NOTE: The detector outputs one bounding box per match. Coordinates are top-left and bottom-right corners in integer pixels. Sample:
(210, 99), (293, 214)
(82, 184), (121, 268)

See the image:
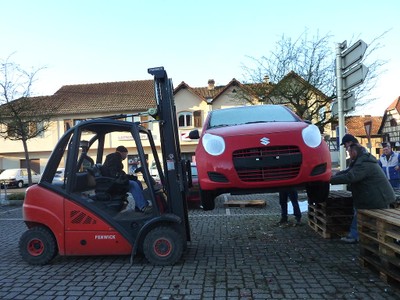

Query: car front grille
(232, 146), (302, 182)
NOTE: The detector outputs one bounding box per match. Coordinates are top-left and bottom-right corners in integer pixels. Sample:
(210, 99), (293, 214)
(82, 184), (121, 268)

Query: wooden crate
(358, 208), (400, 290)
(308, 190), (353, 239)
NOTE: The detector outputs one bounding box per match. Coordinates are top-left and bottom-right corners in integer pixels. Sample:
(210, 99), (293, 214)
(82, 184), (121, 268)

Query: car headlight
(202, 133), (225, 156)
(302, 124), (322, 148)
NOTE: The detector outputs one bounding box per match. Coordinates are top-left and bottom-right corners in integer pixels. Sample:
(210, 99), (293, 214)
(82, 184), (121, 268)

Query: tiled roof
(266, 71), (328, 99)
(345, 115), (382, 136)
(51, 80), (156, 115)
(386, 96), (400, 111)
(174, 81), (227, 101)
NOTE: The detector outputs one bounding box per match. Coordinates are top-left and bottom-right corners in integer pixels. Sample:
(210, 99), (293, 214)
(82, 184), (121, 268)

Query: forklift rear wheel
(306, 182), (330, 205)
(143, 226), (183, 266)
(19, 227), (58, 265)
(200, 189), (215, 211)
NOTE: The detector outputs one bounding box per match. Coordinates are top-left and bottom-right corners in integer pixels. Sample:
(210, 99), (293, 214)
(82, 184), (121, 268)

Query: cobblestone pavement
(0, 193), (399, 300)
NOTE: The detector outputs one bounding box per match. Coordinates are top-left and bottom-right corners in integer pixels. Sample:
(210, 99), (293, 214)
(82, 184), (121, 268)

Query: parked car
(52, 168), (65, 185)
(187, 162), (200, 204)
(190, 105), (332, 210)
(0, 168), (41, 188)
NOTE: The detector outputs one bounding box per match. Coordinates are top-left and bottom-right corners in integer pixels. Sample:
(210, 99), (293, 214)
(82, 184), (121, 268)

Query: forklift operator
(102, 146), (152, 214)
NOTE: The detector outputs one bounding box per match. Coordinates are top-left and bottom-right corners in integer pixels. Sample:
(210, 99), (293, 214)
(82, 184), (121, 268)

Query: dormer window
(178, 110), (202, 128)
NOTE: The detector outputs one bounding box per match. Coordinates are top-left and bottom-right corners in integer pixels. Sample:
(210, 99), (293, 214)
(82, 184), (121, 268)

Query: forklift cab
(20, 67), (191, 266)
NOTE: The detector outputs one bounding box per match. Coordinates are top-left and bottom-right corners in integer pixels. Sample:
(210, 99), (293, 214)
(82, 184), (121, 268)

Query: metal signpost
(335, 39), (368, 170)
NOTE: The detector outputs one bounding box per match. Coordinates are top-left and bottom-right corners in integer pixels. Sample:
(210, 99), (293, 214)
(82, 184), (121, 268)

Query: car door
(20, 169), (29, 185)
(31, 170), (41, 184)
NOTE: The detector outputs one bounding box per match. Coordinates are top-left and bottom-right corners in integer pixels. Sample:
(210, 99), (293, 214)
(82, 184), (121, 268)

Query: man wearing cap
(102, 146), (152, 214)
(331, 143), (395, 243)
(378, 142), (400, 189)
(332, 134), (366, 243)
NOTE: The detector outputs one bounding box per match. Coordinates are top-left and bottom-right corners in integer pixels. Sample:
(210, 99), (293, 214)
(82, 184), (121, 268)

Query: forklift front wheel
(143, 226), (183, 266)
(19, 227), (58, 265)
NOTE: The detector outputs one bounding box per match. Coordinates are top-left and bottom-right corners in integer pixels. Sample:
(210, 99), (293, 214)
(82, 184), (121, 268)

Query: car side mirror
(188, 129), (200, 140)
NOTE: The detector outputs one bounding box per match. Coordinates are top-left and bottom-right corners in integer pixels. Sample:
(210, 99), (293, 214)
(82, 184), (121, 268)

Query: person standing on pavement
(330, 143), (395, 243)
(378, 142), (400, 189)
(277, 190), (302, 226)
(102, 146), (152, 214)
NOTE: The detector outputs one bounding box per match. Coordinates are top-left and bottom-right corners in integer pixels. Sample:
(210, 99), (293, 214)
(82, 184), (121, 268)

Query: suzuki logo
(260, 137), (270, 145)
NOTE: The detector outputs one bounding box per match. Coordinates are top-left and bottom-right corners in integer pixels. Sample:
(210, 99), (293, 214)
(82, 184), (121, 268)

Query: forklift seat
(87, 164), (128, 212)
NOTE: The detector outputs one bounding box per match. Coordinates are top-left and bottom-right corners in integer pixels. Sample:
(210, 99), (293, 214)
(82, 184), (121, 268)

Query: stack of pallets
(358, 208), (400, 289)
(308, 190), (353, 239)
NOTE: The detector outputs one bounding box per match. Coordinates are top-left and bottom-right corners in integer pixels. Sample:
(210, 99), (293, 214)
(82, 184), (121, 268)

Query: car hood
(205, 121), (308, 137)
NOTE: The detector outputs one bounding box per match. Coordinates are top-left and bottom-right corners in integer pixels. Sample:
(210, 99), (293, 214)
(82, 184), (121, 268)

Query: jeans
(349, 209), (359, 240)
(128, 180), (147, 210)
(279, 190), (301, 221)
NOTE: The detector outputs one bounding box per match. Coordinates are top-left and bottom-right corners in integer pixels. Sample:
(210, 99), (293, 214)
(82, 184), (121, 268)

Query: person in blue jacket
(378, 142), (400, 189)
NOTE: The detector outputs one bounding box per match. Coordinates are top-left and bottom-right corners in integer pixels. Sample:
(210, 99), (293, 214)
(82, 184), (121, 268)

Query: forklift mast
(148, 67), (191, 242)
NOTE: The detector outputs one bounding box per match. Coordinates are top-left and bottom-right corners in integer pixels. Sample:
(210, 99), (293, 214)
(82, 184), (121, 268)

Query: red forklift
(19, 67), (192, 265)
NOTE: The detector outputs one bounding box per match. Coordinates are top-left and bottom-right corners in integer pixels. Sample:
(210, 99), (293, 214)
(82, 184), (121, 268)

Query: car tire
(19, 227), (58, 265)
(306, 182), (330, 205)
(200, 188), (215, 211)
(143, 226), (183, 266)
(17, 181), (24, 188)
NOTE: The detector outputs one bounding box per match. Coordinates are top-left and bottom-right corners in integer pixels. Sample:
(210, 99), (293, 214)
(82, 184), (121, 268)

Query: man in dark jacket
(331, 143), (395, 243)
(102, 146), (151, 213)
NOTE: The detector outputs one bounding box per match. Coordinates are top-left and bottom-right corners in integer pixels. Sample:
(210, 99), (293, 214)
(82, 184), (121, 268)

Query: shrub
(7, 192), (25, 200)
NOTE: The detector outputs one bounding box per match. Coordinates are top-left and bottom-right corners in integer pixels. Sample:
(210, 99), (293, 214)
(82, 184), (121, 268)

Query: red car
(190, 105), (331, 210)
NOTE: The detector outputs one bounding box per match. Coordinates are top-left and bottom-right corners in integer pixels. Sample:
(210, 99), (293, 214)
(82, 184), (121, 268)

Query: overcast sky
(1, 0), (399, 115)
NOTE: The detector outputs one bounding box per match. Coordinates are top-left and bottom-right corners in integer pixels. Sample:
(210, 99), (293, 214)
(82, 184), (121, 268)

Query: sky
(1, 0), (399, 116)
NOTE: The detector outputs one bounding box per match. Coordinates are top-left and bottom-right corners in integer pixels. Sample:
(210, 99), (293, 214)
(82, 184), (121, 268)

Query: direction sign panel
(342, 64), (368, 92)
(341, 40), (368, 70)
(343, 92), (356, 112)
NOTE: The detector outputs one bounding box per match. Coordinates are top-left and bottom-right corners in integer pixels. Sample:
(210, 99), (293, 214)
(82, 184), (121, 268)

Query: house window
(7, 121), (45, 138)
(178, 112), (193, 127)
(125, 115), (149, 129)
(390, 119), (397, 127)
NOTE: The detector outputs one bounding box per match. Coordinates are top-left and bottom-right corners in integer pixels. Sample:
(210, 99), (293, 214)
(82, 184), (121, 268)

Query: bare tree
(0, 54), (56, 185)
(240, 30), (388, 132)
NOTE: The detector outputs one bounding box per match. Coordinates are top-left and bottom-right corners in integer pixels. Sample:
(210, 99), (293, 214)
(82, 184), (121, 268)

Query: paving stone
(0, 193), (398, 299)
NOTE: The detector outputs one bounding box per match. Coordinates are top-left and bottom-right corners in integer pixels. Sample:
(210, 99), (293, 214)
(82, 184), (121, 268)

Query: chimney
(208, 79), (215, 90)
(263, 75), (270, 84)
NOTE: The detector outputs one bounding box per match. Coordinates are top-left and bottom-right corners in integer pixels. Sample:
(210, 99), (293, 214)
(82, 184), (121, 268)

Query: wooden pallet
(224, 200), (266, 208)
(307, 191), (354, 239)
(358, 208), (400, 290)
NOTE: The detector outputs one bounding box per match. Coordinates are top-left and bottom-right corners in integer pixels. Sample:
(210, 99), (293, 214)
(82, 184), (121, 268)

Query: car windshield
(208, 105), (299, 128)
(0, 169), (18, 177)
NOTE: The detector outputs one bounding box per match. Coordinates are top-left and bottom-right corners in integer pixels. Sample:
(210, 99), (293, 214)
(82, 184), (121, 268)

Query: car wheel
(143, 226), (183, 266)
(306, 182), (330, 205)
(17, 181), (24, 188)
(200, 188), (215, 211)
(19, 227), (58, 265)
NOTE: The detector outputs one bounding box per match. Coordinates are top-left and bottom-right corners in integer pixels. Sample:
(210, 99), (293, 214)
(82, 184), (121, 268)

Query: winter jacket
(378, 151), (400, 181)
(330, 152), (395, 209)
(101, 152), (125, 178)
